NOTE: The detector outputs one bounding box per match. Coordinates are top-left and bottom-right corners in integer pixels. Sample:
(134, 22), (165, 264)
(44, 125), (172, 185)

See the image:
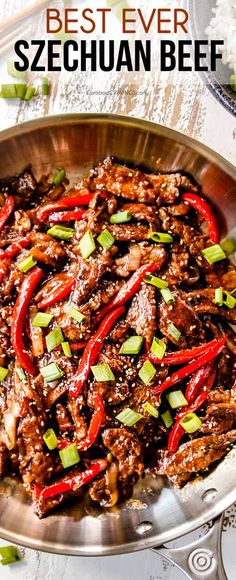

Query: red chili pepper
(37, 277), (75, 309)
(146, 338), (219, 366)
(94, 264), (159, 325)
(185, 361), (213, 403)
(1, 237), (30, 259)
(78, 393), (104, 451)
(11, 267), (44, 376)
(38, 192), (108, 222)
(0, 196), (14, 232)
(38, 459), (108, 500)
(182, 193), (219, 244)
(69, 306), (125, 398)
(151, 335), (226, 395)
(47, 209), (87, 223)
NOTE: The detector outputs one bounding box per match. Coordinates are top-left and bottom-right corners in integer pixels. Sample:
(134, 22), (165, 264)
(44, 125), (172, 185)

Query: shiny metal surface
(0, 114), (235, 556)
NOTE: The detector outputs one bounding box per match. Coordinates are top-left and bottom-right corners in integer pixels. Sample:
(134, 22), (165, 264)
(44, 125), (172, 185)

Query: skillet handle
(152, 513), (227, 580)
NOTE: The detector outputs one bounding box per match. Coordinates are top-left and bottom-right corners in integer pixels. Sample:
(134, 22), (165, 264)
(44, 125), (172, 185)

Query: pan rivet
(188, 548), (216, 575)
(135, 521), (153, 535)
(202, 489), (217, 503)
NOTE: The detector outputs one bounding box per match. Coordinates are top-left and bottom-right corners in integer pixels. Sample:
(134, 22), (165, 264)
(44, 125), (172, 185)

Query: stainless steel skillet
(0, 114), (235, 579)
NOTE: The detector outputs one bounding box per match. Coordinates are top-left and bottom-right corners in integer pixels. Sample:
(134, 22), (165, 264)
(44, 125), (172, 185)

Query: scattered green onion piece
(214, 287), (223, 306)
(0, 367), (8, 382)
(40, 363), (64, 383)
(166, 390), (188, 409)
(62, 341), (72, 358)
(223, 291), (236, 310)
(91, 364), (115, 382)
(138, 360), (156, 385)
(68, 306), (86, 323)
(0, 84), (17, 98)
(15, 83), (27, 99)
(43, 428), (58, 450)
(116, 408), (143, 427)
(97, 228), (115, 250)
(149, 232), (173, 243)
(145, 274), (168, 289)
(230, 74), (236, 92)
(79, 230), (96, 259)
(0, 546), (21, 566)
(231, 288), (236, 297)
(42, 77), (50, 96)
(119, 335), (143, 355)
(221, 237), (236, 255)
(59, 443), (80, 469)
(16, 366), (27, 384)
(110, 211), (132, 224)
(150, 337), (166, 359)
(161, 410), (173, 428)
(180, 412), (202, 434)
(202, 244), (226, 265)
(7, 59), (26, 80)
(23, 86), (36, 101)
(160, 288), (175, 304)
(52, 168), (65, 186)
(18, 255), (37, 273)
(32, 312), (54, 327)
(47, 225), (75, 240)
(46, 327), (64, 353)
(143, 401), (159, 418)
(167, 323), (181, 342)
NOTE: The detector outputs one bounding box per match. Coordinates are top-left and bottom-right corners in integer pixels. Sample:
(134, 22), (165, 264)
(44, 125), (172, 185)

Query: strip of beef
(17, 414), (55, 489)
(0, 442), (8, 477)
(158, 293), (205, 348)
(120, 203), (159, 225)
(102, 428), (144, 485)
(55, 403), (74, 435)
(179, 289), (236, 323)
(200, 415), (233, 435)
(108, 224), (150, 242)
(3, 168), (37, 208)
(126, 283), (157, 344)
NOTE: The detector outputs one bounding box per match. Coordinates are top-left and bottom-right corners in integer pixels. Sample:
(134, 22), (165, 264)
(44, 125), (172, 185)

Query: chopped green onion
(143, 401), (159, 418)
(0, 367), (8, 382)
(110, 211), (132, 224)
(79, 230), (96, 259)
(230, 74), (236, 92)
(149, 232), (173, 243)
(223, 291), (236, 310)
(214, 287), (223, 306)
(167, 323), (181, 342)
(145, 274), (168, 289)
(32, 312), (54, 327)
(62, 342), (72, 358)
(47, 225), (75, 240)
(18, 255), (37, 273)
(0, 84), (17, 98)
(91, 364), (115, 382)
(15, 83), (27, 99)
(16, 367), (27, 384)
(7, 59), (26, 80)
(180, 412), (202, 434)
(43, 428), (58, 450)
(161, 410), (173, 428)
(231, 288), (236, 297)
(40, 363), (64, 383)
(97, 228), (115, 250)
(0, 546), (21, 566)
(221, 237), (236, 255)
(150, 337), (166, 359)
(160, 288), (175, 304)
(138, 360), (156, 385)
(52, 168), (65, 186)
(166, 390), (188, 409)
(42, 77), (50, 96)
(119, 335), (143, 355)
(68, 306), (86, 323)
(202, 244), (226, 265)
(46, 327), (64, 353)
(23, 86), (36, 101)
(116, 408), (143, 427)
(59, 443), (80, 469)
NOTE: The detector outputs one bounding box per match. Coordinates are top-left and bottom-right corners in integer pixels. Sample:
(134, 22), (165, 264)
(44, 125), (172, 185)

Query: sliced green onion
(161, 410), (173, 428)
(43, 428), (58, 450)
(23, 86), (36, 101)
(230, 74), (236, 92)
(110, 211), (132, 224)
(40, 363), (64, 383)
(150, 337), (166, 359)
(0, 84), (17, 98)
(0, 367), (8, 382)
(91, 364), (115, 382)
(7, 59), (26, 80)
(0, 546), (21, 566)
(167, 323), (181, 342)
(32, 312), (54, 327)
(97, 228), (115, 250)
(202, 244), (226, 265)
(59, 443), (80, 469)
(149, 232), (173, 243)
(116, 407), (143, 427)
(68, 306), (86, 323)
(15, 83), (27, 99)
(16, 366), (27, 384)
(145, 274), (168, 289)
(46, 327), (64, 353)
(214, 287), (223, 306)
(138, 360), (156, 385)
(52, 168), (65, 186)
(221, 237), (236, 255)
(18, 255), (37, 273)
(180, 412), (202, 434)
(166, 390), (188, 409)
(47, 225), (75, 240)
(42, 77), (50, 96)
(223, 291), (236, 310)
(143, 401), (159, 418)
(231, 288), (236, 296)
(62, 341), (72, 358)
(79, 230), (96, 259)
(119, 335), (143, 355)
(160, 288), (175, 304)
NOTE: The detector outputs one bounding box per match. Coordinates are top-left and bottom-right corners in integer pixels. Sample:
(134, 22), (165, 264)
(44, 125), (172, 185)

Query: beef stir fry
(0, 157), (235, 518)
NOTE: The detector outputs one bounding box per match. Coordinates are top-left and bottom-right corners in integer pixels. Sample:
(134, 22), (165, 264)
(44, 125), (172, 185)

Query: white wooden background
(0, 1), (236, 579)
